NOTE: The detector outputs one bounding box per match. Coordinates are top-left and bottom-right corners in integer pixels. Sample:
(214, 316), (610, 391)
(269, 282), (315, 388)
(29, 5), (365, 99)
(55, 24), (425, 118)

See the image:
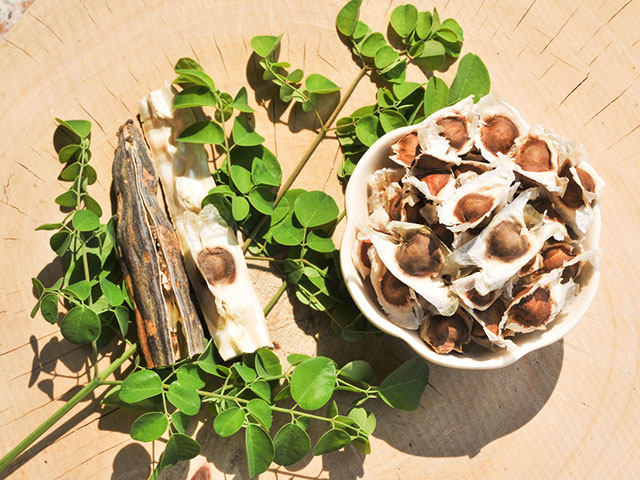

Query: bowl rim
(340, 125), (601, 370)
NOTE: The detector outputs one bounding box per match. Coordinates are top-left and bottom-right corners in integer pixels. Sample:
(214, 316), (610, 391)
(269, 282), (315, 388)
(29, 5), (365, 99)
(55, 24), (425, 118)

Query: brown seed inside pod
(542, 243), (575, 272)
(414, 153), (450, 170)
(454, 193), (494, 223)
(388, 192), (403, 221)
(466, 288), (497, 309)
(393, 131), (420, 167)
(380, 271), (411, 306)
(561, 263), (580, 283)
(453, 162), (491, 177)
(430, 222), (454, 248)
(404, 200), (425, 224)
(509, 287), (551, 328)
(421, 172), (451, 196)
(515, 137), (552, 172)
(396, 231), (444, 278)
(424, 313), (470, 353)
(530, 196), (561, 222)
(479, 300), (507, 336)
(487, 220), (529, 261)
(436, 115), (468, 150)
(576, 167), (596, 193)
(481, 115), (519, 155)
(359, 240), (372, 269)
(197, 247), (236, 285)
(558, 162), (584, 208)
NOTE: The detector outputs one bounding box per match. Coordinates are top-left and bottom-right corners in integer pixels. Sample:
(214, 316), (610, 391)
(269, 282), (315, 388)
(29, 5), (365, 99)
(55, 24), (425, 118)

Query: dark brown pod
(113, 120), (206, 368)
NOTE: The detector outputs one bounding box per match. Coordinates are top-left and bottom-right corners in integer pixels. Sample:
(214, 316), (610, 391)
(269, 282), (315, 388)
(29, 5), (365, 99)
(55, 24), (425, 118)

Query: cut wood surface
(0, 0), (638, 478)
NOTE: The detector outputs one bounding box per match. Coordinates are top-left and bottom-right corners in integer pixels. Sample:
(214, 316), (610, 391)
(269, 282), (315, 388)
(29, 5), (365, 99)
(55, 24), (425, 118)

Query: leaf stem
(242, 65), (369, 252)
(0, 343), (137, 473)
(263, 281), (288, 317)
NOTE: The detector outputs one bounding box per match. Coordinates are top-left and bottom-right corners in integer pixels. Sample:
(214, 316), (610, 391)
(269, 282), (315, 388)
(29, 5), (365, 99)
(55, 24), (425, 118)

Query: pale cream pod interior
(139, 82), (271, 360)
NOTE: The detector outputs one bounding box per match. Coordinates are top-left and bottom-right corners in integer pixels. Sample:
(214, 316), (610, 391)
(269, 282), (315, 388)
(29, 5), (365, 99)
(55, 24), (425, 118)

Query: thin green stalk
(242, 65), (369, 252)
(263, 281), (288, 317)
(0, 343), (138, 473)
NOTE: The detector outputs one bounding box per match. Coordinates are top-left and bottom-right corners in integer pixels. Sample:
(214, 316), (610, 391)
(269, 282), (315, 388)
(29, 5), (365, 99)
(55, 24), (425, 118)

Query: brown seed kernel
(421, 172), (451, 195)
(436, 116), (468, 150)
(430, 223), (454, 247)
(541, 243), (575, 272)
(415, 153), (449, 170)
(479, 300), (507, 336)
(404, 201), (425, 224)
(197, 247), (236, 285)
(466, 288), (496, 308)
(576, 167), (596, 192)
(487, 220), (529, 261)
(396, 231), (443, 277)
(509, 287), (551, 328)
(519, 255), (538, 275)
(388, 192), (403, 221)
(454, 163), (491, 177)
(359, 240), (372, 269)
(562, 178), (584, 208)
(454, 193), (494, 223)
(561, 263), (580, 283)
(424, 313), (470, 353)
(393, 132), (420, 167)
(380, 271), (411, 306)
(516, 137), (552, 172)
(481, 115), (519, 155)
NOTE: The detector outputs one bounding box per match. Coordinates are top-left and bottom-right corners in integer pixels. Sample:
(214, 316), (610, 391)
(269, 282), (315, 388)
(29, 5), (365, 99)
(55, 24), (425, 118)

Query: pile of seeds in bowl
(352, 95), (603, 355)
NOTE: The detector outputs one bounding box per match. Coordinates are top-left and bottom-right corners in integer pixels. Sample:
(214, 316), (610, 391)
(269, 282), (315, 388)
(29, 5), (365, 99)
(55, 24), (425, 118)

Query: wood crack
(512, 0), (538, 32)
(558, 72), (589, 106)
(539, 6), (579, 55)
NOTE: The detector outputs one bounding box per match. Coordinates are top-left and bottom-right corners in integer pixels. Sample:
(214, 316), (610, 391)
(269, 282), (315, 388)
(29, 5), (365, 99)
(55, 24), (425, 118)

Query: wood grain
(0, 0), (638, 478)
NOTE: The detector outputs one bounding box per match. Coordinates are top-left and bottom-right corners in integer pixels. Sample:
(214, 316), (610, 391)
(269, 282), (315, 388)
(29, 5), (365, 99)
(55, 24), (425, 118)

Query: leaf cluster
(172, 58), (282, 226)
(251, 35), (340, 119)
(32, 119), (132, 350)
(105, 344), (429, 477)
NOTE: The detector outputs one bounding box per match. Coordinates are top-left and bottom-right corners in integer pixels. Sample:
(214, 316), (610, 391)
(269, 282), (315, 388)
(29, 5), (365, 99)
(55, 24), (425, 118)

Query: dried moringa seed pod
(437, 161), (515, 232)
(473, 94), (529, 163)
(113, 121), (206, 368)
(368, 246), (424, 329)
(420, 308), (472, 354)
(369, 223), (458, 317)
(139, 83), (271, 360)
(403, 169), (455, 203)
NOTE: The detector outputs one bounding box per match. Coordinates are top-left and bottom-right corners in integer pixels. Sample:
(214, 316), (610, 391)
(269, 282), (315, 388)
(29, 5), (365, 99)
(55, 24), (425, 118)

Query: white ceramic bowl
(340, 125), (601, 370)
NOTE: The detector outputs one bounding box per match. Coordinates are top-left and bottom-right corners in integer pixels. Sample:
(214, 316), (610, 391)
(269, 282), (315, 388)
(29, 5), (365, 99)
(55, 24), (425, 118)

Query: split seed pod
(113, 121), (206, 367)
(139, 83), (271, 360)
(473, 94), (529, 162)
(500, 269), (577, 333)
(368, 246), (424, 329)
(403, 169), (456, 203)
(437, 161), (516, 232)
(451, 189), (566, 295)
(420, 308), (472, 354)
(369, 224), (459, 317)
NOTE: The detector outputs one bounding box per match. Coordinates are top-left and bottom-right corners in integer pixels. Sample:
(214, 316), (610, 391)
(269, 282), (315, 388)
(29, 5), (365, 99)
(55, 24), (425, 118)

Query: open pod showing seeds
(352, 226), (373, 279)
(369, 223), (459, 317)
(419, 308), (473, 354)
(139, 83), (271, 360)
(451, 189), (566, 296)
(500, 269), (577, 333)
(437, 161), (515, 232)
(368, 246), (424, 329)
(473, 94), (529, 162)
(509, 125), (569, 194)
(180, 205), (271, 360)
(113, 121), (206, 367)
(403, 169), (455, 203)
(466, 298), (517, 351)
(419, 96), (478, 158)
(453, 271), (502, 311)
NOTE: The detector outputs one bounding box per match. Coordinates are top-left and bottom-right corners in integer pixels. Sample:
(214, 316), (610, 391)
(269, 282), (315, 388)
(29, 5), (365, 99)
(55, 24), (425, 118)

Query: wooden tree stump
(0, 0), (638, 478)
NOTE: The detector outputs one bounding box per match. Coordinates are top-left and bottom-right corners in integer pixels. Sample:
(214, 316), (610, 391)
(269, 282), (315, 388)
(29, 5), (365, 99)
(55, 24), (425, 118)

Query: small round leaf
(273, 423), (311, 466)
(290, 357), (337, 410)
(214, 407), (245, 437)
(313, 429), (350, 455)
(130, 412), (168, 442)
(293, 191), (339, 228)
(72, 209), (100, 232)
(120, 369), (163, 404)
(245, 425), (274, 478)
(60, 306), (101, 344)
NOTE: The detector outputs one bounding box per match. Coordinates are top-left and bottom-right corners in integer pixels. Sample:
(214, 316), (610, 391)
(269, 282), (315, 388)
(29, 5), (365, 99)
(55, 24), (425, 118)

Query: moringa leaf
(72, 209), (99, 232)
(214, 407), (245, 437)
(158, 433), (200, 471)
(251, 34), (282, 58)
(60, 306), (101, 344)
(313, 429), (350, 455)
(167, 381), (201, 416)
(305, 74), (340, 94)
(173, 86), (217, 109)
(232, 116), (265, 147)
(273, 423), (310, 466)
(294, 191), (339, 228)
(389, 4), (418, 39)
(120, 370), (163, 404)
(336, 0), (363, 37)
(130, 412), (168, 442)
(177, 120), (225, 145)
(245, 425), (274, 477)
(424, 76), (449, 117)
(247, 398), (272, 429)
(290, 357), (337, 410)
(448, 53), (490, 104)
(378, 357), (429, 411)
(233, 86), (255, 113)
